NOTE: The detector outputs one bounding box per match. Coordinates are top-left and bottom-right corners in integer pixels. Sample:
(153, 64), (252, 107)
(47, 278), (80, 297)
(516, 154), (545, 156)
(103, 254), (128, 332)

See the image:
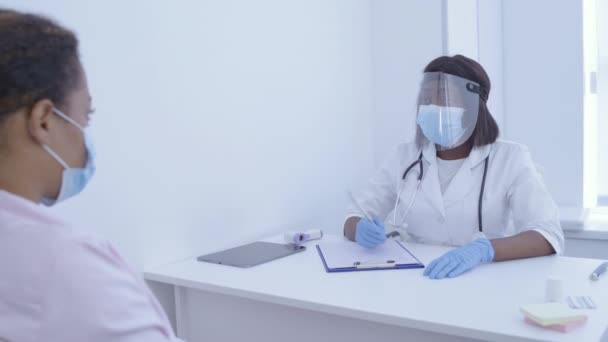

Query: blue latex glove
(423, 239), (494, 279)
(355, 217), (386, 248)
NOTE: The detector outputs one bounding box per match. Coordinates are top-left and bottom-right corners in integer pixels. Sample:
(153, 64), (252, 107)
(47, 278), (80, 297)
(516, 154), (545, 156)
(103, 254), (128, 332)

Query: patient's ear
(26, 99), (56, 145)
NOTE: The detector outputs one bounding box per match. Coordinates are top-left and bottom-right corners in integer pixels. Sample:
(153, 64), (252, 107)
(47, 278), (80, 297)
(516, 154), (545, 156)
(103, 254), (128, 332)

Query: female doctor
(344, 55), (564, 279)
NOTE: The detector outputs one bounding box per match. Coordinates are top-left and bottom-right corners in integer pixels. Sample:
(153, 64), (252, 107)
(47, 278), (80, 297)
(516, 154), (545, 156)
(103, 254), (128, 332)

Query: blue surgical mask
(416, 104), (466, 148)
(41, 108), (96, 206)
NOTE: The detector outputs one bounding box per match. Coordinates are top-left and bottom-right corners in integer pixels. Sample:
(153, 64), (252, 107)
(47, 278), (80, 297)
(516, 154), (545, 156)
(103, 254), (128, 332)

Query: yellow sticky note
(520, 303), (587, 326)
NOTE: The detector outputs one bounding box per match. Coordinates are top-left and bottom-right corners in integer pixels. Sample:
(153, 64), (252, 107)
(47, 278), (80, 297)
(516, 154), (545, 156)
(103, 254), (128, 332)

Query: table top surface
(145, 235), (608, 342)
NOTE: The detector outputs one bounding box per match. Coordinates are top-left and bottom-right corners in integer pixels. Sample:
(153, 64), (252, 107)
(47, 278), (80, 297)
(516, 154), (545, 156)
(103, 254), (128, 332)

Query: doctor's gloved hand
(355, 217), (386, 249)
(423, 239), (494, 279)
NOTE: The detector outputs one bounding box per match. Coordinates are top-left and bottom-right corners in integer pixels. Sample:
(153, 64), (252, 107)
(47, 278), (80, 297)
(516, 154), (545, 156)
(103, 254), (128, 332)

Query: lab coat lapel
(419, 143), (446, 219)
(442, 144), (491, 208)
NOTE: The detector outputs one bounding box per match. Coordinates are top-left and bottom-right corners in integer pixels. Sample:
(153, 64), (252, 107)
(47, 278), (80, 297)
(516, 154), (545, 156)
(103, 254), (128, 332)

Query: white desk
(145, 235), (608, 342)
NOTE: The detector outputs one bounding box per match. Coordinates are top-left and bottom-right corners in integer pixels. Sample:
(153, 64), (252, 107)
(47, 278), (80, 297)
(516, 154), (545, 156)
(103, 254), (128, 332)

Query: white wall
(7, 0), (376, 269)
(370, 0), (443, 163)
(477, 0), (505, 129)
(565, 238), (608, 259)
(3, 0), (450, 270)
(10, 0), (592, 272)
(371, 0), (506, 163)
(501, 0), (585, 210)
(444, 0), (478, 59)
(443, 0), (505, 129)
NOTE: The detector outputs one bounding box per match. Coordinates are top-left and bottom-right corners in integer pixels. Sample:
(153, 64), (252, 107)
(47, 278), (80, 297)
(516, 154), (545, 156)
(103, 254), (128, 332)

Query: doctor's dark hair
(416, 55), (499, 147)
(0, 9), (80, 120)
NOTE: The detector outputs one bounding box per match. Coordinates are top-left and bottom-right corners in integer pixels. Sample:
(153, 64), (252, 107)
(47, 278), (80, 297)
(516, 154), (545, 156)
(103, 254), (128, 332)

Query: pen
(347, 191), (374, 223)
(590, 261), (608, 281)
(348, 191), (400, 239)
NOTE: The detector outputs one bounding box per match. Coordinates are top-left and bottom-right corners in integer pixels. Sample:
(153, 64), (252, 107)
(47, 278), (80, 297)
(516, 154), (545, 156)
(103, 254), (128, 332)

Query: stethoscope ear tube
(401, 152), (424, 181)
(393, 152), (424, 227)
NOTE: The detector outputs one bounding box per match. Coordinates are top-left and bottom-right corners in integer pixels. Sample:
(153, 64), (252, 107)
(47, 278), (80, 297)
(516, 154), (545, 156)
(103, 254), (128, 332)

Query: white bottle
(545, 276), (563, 303)
(284, 229), (323, 245)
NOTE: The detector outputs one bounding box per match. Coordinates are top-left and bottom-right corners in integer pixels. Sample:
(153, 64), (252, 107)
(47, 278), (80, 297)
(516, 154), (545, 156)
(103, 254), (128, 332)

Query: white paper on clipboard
(317, 239), (420, 269)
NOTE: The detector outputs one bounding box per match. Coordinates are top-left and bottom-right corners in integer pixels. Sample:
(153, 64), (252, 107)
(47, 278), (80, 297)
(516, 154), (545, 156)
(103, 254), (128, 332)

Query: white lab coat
(347, 140), (564, 254)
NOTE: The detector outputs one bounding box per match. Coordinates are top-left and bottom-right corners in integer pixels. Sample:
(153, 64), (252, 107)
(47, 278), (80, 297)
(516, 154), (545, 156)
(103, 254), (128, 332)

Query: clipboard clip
(353, 260), (396, 269)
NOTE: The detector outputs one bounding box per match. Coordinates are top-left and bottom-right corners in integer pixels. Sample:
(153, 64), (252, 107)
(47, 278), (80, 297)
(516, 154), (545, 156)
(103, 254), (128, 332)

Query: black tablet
(197, 241), (306, 268)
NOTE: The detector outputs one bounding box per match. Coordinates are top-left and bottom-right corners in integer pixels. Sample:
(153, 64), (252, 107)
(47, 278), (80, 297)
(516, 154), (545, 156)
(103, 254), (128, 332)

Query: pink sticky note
(524, 317), (588, 333)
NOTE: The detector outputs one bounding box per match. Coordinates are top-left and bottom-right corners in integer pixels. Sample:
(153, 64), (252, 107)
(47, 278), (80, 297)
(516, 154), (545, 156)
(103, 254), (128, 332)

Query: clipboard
(316, 239), (424, 273)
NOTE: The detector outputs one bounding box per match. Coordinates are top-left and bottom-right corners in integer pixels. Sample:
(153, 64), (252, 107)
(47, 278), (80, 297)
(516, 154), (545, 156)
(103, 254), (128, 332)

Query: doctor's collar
(420, 141), (491, 168)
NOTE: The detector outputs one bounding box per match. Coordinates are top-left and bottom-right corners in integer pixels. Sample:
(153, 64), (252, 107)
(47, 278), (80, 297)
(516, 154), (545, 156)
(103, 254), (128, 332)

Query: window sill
(563, 211), (608, 241)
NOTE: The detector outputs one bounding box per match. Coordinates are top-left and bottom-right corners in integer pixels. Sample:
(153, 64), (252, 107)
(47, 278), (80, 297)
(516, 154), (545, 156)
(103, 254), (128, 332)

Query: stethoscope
(391, 151), (489, 232)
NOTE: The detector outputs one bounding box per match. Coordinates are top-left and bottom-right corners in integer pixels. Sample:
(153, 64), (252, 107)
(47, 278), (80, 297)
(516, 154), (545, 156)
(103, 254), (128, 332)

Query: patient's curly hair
(0, 9), (80, 120)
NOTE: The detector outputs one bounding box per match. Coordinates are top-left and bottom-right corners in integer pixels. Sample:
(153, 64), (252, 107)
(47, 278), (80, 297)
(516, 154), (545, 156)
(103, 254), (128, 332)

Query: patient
(0, 8), (182, 342)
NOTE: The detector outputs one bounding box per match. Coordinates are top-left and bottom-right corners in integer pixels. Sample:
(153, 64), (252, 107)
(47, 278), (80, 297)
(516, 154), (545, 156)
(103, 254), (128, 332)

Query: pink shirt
(0, 190), (182, 342)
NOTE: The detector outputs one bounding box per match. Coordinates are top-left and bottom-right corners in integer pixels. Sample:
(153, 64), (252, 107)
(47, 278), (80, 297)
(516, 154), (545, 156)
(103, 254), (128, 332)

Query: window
(583, 0), (608, 211)
(596, 0), (608, 207)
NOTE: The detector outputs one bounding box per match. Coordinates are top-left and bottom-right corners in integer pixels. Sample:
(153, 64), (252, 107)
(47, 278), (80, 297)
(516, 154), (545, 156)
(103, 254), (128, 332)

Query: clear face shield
(415, 72), (481, 150)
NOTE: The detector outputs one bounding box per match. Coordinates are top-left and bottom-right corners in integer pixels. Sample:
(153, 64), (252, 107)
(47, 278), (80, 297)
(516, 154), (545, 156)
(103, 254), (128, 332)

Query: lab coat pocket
(404, 192), (449, 245)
